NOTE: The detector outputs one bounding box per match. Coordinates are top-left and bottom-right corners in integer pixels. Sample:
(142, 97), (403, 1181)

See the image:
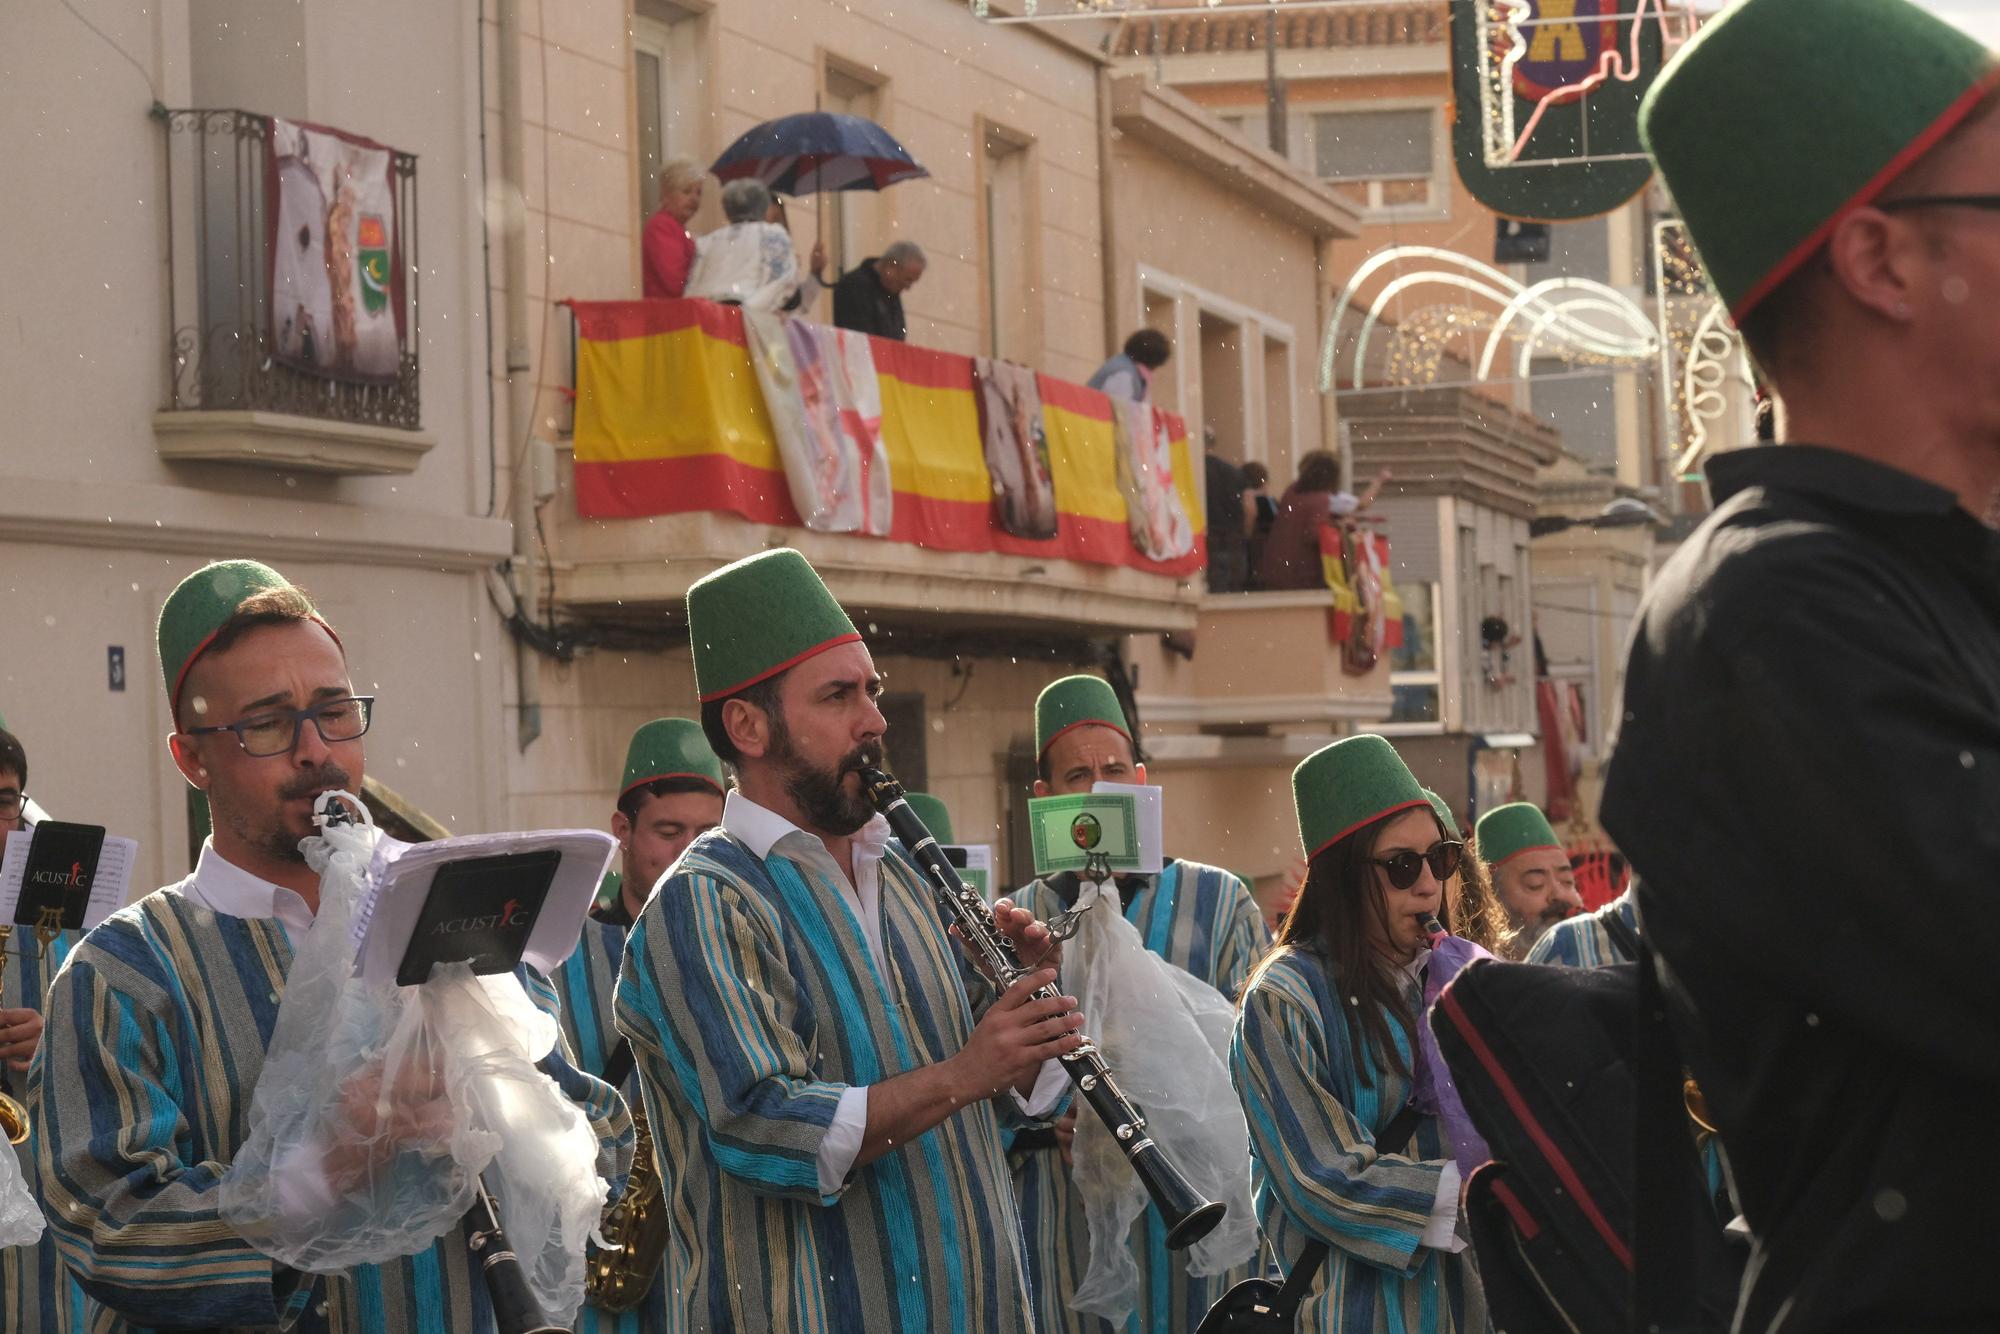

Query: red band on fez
(1491, 842), (1566, 868)
(1307, 797), (1432, 862)
(1037, 717), (1135, 762)
(697, 632), (864, 703)
(170, 614), (345, 721)
(619, 770), (727, 801)
(1732, 68), (2000, 322)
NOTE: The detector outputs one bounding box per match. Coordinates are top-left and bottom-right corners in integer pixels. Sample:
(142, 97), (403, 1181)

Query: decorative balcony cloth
(1110, 399), (1195, 563)
(564, 301), (1206, 577)
(742, 311), (890, 535)
(975, 358), (1058, 539)
(270, 117), (404, 381)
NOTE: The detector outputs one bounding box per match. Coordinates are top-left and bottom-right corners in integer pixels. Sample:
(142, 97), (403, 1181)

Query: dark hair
(1292, 449), (1342, 494)
(1449, 844), (1515, 956)
(617, 774), (726, 821)
(178, 584), (326, 728)
(1034, 720), (1141, 787)
(0, 728), (24, 789)
(1271, 806), (1443, 1083)
(1122, 329), (1171, 369)
(699, 673), (786, 768)
(1239, 460), (1270, 489)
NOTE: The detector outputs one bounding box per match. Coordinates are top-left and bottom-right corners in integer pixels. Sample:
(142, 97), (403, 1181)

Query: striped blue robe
(552, 909), (671, 1333)
(1008, 860), (1269, 1334)
(30, 885), (634, 1334)
(1523, 892), (1637, 968)
(1, 924), (86, 1333)
(613, 830), (1038, 1333)
(1231, 946), (1487, 1334)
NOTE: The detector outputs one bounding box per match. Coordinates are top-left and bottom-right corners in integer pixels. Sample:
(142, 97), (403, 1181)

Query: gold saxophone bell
(584, 1080), (668, 1313)
(0, 927), (29, 1145)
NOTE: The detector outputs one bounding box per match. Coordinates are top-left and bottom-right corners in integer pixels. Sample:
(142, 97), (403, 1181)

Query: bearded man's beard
(229, 762), (354, 864)
(770, 718), (882, 836)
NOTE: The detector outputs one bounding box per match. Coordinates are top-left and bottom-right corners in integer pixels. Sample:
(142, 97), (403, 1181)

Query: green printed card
(1027, 792), (1144, 876)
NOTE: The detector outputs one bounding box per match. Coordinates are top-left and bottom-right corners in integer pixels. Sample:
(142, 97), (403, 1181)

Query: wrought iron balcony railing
(157, 107), (421, 430)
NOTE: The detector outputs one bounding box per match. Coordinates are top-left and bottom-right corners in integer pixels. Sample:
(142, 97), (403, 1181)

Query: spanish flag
(567, 300), (1205, 577)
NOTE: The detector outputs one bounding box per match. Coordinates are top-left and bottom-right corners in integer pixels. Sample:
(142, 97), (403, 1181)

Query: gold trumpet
(0, 908), (68, 1146)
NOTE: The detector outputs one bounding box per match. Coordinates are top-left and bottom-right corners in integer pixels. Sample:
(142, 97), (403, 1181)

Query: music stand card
(941, 844), (993, 898)
(0, 820), (134, 932)
(1028, 792), (1162, 877)
(351, 828), (617, 987)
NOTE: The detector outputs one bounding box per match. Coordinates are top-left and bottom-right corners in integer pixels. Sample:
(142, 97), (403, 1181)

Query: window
(1388, 581), (1443, 727)
(633, 6), (707, 223)
(981, 123), (1039, 363)
(1307, 106), (1446, 219)
(823, 62), (886, 278)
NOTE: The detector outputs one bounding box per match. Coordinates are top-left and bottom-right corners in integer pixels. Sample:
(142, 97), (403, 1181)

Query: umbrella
(709, 112), (929, 196)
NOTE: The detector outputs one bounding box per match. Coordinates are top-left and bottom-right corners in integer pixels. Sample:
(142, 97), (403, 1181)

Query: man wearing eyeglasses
(1602, 1), (2000, 1329)
(31, 560), (632, 1333)
(1006, 674), (1268, 1334)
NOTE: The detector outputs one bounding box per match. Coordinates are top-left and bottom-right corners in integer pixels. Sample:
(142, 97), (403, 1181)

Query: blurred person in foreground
(1605, 1), (2000, 1328)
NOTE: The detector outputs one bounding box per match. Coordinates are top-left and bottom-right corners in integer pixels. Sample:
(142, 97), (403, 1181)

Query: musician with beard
(613, 548), (1083, 1332)
(31, 560), (632, 1332)
(1472, 802), (1581, 959)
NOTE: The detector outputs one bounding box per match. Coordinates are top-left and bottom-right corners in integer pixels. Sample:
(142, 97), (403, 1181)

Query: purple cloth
(1415, 933), (1494, 1177)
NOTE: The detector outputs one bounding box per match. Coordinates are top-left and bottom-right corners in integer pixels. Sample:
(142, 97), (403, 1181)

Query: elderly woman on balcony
(686, 178), (809, 313)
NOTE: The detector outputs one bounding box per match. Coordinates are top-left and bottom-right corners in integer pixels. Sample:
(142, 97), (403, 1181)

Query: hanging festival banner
(268, 118), (406, 382)
(1449, 0), (1687, 220)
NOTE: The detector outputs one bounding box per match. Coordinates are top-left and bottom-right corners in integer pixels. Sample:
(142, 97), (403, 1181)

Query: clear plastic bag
(1063, 880), (1259, 1323)
(0, 1146), (45, 1248)
(219, 800), (607, 1326)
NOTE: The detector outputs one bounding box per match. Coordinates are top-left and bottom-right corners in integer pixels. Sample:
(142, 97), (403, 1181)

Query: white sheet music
(1090, 781), (1165, 875)
(0, 833), (134, 932)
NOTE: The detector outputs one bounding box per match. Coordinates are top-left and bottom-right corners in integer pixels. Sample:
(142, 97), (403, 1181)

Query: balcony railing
(157, 108), (421, 431)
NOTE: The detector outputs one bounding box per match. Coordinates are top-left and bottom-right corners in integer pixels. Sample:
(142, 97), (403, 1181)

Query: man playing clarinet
(614, 547), (1082, 1332)
(31, 560), (632, 1332)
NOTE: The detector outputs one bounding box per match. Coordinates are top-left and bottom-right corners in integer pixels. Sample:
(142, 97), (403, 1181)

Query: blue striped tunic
(552, 908), (671, 1333)
(1, 924), (86, 1333)
(1007, 860), (1269, 1334)
(30, 885), (634, 1334)
(1523, 893), (1638, 969)
(1231, 947), (1486, 1334)
(613, 830), (1038, 1333)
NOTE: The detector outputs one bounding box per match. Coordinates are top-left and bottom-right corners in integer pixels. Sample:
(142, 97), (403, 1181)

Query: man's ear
(168, 731), (209, 791)
(722, 696), (771, 761)
(610, 809), (632, 847)
(1032, 778), (1050, 798)
(1824, 206), (1924, 324)
(1133, 761), (1148, 786)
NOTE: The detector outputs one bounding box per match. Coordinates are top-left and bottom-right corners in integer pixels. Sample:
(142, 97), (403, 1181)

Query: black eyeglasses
(0, 789), (22, 818)
(183, 696), (374, 757)
(1878, 195), (2000, 214)
(1371, 840), (1463, 891)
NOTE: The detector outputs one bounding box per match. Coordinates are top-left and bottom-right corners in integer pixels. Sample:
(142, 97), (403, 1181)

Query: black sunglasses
(1371, 840), (1463, 891)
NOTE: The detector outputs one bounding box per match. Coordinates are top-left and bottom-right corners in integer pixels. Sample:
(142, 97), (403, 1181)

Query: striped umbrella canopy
(710, 112), (929, 196)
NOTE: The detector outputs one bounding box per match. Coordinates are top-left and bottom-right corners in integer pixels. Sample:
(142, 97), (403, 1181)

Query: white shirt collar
(185, 839), (316, 940)
(723, 790), (892, 867)
(1401, 946), (1433, 986)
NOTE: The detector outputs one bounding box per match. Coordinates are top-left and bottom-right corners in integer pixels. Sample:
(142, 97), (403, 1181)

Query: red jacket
(642, 210), (697, 299)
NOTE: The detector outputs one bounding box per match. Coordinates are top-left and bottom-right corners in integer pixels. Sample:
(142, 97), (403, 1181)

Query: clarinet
(861, 767), (1226, 1250)
(311, 794), (563, 1334)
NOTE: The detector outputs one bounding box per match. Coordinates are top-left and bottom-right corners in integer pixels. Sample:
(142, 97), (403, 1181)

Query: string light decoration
(1321, 245), (1658, 397)
(1651, 218), (1753, 481)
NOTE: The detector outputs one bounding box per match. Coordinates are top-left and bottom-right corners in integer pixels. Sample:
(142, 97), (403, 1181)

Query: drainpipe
(1316, 233), (1343, 479)
(498, 0), (541, 751)
(1096, 68), (1123, 359)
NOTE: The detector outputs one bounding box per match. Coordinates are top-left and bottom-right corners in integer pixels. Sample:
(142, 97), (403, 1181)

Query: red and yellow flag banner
(567, 300), (1205, 576)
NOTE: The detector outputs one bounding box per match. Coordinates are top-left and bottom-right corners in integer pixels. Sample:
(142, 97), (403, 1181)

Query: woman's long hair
(1268, 807), (1425, 1084)
(1449, 843), (1515, 956)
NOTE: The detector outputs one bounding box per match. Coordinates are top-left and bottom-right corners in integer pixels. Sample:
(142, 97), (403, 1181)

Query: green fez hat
(1475, 802), (1563, 867)
(687, 549), (861, 702)
(903, 792), (956, 844)
(158, 560), (339, 718)
(1292, 734), (1429, 860)
(1423, 788), (1461, 841)
(1034, 675), (1133, 759)
(619, 718), (726, 801)
(1641, 0), (1998, 320)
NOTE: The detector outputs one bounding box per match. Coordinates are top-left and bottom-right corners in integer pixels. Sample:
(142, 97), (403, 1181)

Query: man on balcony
(832, 239), (926, 341)
(613, 547), (1079, 1332)
(1006, 673), (1268, 1334)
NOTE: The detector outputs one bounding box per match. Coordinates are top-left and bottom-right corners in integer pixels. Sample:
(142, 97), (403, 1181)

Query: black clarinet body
(860, 767), (1226, 1251)
(466, 1178), (566, 1334)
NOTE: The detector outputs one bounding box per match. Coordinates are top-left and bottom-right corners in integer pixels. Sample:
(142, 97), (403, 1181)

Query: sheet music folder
(0, 820), (133, 933)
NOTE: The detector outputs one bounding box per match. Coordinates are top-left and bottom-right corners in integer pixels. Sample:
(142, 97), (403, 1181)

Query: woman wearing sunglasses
(1230, 735), (1487, 1332)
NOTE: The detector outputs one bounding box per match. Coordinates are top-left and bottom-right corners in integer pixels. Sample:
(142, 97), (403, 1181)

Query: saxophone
(584, 1042), (669, 1313)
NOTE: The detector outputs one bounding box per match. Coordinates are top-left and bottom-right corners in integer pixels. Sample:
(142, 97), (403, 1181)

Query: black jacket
(831, 258), (905, 341)
(1602, 446), (2000, 1334)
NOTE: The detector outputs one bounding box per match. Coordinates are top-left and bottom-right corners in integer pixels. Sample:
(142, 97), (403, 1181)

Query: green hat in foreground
(158, 560), (340, 719)
(1423, 788), (1461, 840)
(1475, 802), (1564, 867)
(903, 792), (956, 844)
(1292, 735), (1429, 860)
(1641, 0), (1998, 320)
(1034, 675), (1132, 759)
(687, 549), (860, 702)
(619, 718), (726, 801)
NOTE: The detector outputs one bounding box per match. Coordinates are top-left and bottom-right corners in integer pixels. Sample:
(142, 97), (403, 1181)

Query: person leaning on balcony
(1256, 450), (1392, 591)
(641, 157), (706, 299)
(831, 239), (925, 341)
(1086, 327), (1171, 402)
(1601, 0), (2000, 1326)
(686, 178), (805, 313)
